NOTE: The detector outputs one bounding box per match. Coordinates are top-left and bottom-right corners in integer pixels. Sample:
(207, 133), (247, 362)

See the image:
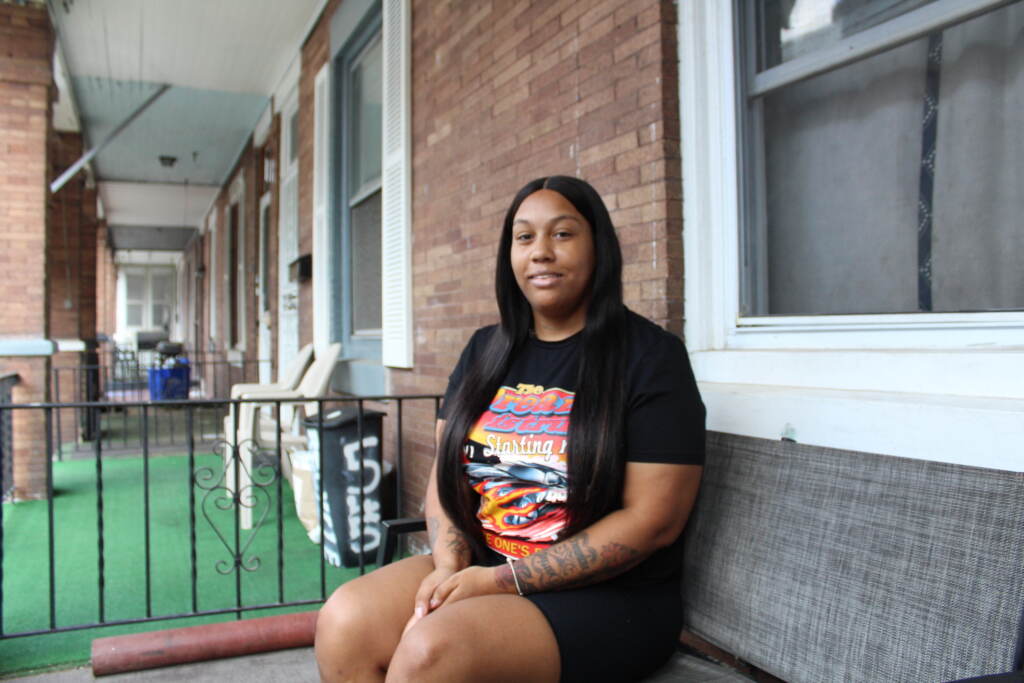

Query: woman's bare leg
(386, 594), (560, 683)
(315, 554), (434, 683)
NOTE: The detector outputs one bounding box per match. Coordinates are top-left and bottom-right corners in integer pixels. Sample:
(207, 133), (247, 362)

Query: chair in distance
(228, 342), (314, 399)
(222, 342), (342, 529)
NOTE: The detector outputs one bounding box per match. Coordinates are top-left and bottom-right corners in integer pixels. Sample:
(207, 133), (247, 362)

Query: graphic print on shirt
(464, 383), (573, 558)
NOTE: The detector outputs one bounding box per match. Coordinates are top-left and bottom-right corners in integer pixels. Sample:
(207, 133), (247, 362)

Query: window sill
(699, 381), (1024, 472)
(691, 348), (1024, 400)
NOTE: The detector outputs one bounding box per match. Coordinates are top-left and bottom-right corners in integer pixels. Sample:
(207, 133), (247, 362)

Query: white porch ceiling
(49, 0), (325, 248)
(98, 181), (218, 227)
(52, 0), (322, 95)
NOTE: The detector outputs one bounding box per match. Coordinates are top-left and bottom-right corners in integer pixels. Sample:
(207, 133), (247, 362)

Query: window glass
(755, 0), (938, 70)
(127, 303), (143, 328)
(126, 274), (146, 298)
(151, 272), (174, 303)
(351, 36), (383, 195)
(351, 190), (382, 333)
(742, 1), (1024, 315)
(151, 304), (170, 329)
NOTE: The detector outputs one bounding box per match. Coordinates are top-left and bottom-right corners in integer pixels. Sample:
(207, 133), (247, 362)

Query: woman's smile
(526, 271), (563, 287)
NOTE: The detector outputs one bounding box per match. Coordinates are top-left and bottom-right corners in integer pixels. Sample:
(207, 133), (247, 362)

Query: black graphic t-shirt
(441, 309), (705, 584)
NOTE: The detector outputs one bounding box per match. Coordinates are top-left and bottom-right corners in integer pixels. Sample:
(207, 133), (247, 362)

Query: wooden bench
(381, 432), (1024, 682)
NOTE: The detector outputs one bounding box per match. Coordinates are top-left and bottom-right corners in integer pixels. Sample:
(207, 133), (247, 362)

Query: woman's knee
(387, 620), (467, 681)
(316, 583), (390, 680)
(317, 581), (376, 642)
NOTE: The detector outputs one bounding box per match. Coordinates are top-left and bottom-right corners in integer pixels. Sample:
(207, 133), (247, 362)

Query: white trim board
(312, 60), (333, 355)
(114, 250), (182, 266)
(701, 382), (1024, 473)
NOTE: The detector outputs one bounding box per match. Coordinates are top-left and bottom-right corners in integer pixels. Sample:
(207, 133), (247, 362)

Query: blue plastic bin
(147, 360), (190, 400)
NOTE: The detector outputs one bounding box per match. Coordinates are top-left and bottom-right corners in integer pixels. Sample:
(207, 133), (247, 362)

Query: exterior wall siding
(173, 0), (684, 519)
(0, 1), (53, 498)
(389, 0), (684, 515)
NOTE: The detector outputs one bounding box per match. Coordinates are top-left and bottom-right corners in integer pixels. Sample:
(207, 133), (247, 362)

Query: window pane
(152, 304), (169, 329)
(126, 275), (145, 301)
(744, 2), (1024, 315)
(755, 0), (938, 71)
(351, 36), (383, 194)
(351, 190), (382, 333)
(151, 272), (174, 303)
(127, 303), (143, 327)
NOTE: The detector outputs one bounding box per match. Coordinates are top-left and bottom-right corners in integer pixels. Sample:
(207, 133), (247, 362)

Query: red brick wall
(48, 131), (97, 343)
(194, 141), (264, 396)
(388, 0), (683, 514)
(0, 2), (52, 339)
(0, 2), (54, 498)
(96, 221), (116, 339)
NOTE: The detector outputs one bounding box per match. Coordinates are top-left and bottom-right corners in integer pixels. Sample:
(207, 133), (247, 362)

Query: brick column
(0, 1), (54, 500)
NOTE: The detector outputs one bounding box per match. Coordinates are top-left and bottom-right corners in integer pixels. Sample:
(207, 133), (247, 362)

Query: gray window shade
(930, 4), (1024, 311)
(745, 0), (1024, 315)
(351, 37), (383, 195)
(351, 190), (382, 333)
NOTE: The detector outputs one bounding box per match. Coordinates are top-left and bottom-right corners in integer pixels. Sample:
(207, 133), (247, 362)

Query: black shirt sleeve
(437, 326), (494, 419)
(624, 326), (706, 465)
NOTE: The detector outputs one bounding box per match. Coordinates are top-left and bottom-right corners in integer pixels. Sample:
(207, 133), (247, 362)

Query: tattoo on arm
(444, 524), (470, 559)
(494, 563), (516, 592)
(514, 531), (643, 594)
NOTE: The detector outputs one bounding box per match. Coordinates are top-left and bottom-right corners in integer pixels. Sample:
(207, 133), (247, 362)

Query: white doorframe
(257, 191), (273, 384)
(277, 87), (301, 374)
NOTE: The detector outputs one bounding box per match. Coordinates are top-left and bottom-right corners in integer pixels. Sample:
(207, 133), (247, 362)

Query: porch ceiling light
(159, 155), (177, 168)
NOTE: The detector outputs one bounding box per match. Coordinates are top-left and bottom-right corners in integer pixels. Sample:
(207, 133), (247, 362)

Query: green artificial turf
(0, 454), (370, 675)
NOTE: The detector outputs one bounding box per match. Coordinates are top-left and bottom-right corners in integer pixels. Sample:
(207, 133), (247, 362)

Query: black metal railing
(50, 350), (275, 457)
(0, 373), (17, 501)
(0, 393), (440, 640)
(54, 348), (273, 403)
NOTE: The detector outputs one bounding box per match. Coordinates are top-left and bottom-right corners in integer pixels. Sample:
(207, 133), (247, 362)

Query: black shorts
(482, 551), (682, 683)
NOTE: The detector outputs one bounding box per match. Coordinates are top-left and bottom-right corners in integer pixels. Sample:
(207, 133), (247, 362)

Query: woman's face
(510, 189), (596, 329)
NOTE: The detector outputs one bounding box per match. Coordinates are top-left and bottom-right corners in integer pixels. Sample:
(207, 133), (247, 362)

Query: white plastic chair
(228, 343), (314, 399)
(223, 343), (342, 529)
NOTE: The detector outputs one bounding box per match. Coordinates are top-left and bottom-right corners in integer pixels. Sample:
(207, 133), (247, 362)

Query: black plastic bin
(304, 408), (394, 567)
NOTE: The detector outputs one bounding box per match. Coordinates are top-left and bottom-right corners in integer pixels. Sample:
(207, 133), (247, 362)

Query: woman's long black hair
(437, 176), (628, 560)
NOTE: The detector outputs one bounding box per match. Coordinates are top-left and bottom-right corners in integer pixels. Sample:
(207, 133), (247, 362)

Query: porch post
(0, 0), (55, 500)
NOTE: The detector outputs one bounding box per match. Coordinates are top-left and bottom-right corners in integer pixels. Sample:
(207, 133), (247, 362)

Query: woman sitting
(315, 176), (705, 682)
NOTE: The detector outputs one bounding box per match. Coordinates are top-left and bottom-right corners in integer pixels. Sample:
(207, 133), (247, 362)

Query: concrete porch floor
(5, 647), (318, 682)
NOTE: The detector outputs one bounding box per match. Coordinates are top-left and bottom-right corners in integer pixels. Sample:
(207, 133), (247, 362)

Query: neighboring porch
(0, 389), (437, 676)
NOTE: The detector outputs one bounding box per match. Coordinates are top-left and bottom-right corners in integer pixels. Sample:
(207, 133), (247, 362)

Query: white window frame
(115, 262), (178, 341)
(207, 210), (218, 348)
(678, 0), (1024, 472)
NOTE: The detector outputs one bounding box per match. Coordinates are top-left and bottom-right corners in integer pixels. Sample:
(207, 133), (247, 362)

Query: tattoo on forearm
(444, 525), (470, 559)
(494, 563), (516, 592)
(514, 532), (643, 594)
